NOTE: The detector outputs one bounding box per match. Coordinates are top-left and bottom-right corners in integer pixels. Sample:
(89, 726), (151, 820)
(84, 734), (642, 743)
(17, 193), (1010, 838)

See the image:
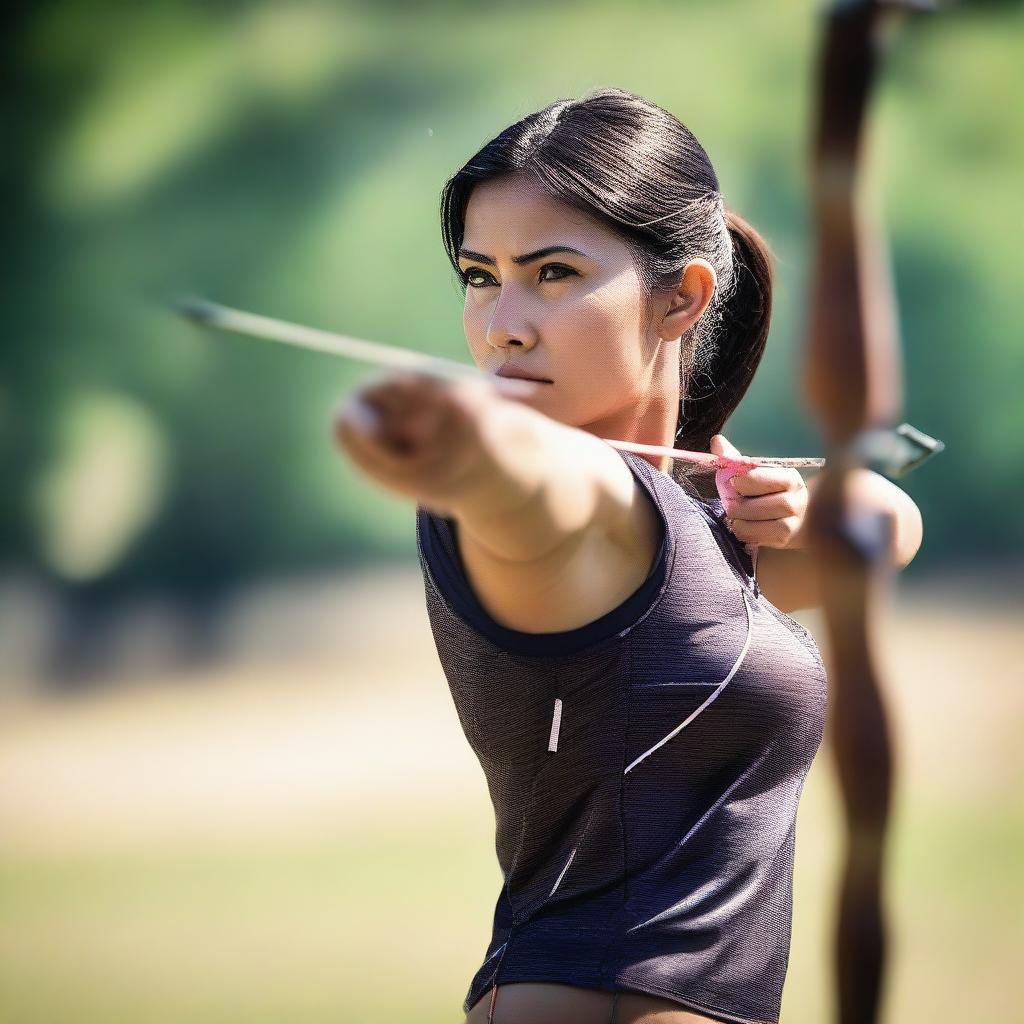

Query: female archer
(334, 86), (921, 1024)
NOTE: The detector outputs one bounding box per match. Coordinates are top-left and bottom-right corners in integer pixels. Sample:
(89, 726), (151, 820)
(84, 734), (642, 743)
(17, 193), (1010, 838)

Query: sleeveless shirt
(414, 447), (828, 1024)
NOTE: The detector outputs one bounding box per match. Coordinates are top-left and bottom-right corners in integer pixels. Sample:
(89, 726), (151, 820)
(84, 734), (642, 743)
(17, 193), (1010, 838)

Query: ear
(660, 258), (717, 342)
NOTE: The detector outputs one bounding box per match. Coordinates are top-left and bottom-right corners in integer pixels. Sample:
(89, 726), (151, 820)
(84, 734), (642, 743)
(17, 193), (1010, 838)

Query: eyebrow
(457, 244), (590, 267)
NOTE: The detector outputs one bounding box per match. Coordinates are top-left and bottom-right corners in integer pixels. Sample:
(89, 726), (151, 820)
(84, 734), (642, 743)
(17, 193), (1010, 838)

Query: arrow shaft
(179, 298), (825, 472)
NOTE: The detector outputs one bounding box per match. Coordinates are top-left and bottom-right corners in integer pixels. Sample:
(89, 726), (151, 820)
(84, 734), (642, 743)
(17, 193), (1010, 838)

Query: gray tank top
(414, 447), (827, 1024)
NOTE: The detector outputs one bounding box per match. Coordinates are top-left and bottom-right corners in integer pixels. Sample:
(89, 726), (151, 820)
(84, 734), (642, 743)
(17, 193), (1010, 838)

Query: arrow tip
(174, 296), (222, 325)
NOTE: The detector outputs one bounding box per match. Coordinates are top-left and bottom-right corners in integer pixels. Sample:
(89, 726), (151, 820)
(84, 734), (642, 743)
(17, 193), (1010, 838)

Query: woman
(335, 87), (922, 1024)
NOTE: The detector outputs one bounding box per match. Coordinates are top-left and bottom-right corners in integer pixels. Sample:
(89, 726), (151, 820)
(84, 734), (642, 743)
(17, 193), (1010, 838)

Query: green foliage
(3, 0), (1022, 598)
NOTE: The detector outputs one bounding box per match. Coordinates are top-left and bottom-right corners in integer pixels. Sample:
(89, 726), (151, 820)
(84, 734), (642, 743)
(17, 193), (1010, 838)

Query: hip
(464, 982), (723, 1024)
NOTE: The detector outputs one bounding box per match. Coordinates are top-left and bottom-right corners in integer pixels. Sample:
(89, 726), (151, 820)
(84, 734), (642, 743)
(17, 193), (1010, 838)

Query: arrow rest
(849, 422), (945, 478)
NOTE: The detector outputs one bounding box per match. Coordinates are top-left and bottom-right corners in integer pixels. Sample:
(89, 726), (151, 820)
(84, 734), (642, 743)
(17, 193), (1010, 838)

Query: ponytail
(672, 208), (774, 490)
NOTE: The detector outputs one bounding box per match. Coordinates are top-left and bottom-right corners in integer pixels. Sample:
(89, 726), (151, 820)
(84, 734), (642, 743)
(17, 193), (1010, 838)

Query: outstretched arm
(333, 370), (641, 563)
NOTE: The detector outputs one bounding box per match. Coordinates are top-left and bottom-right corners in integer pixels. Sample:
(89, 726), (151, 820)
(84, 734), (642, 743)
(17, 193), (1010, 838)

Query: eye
(458, 264), (578, 288)
(539, 263), (577, 283)
(459, 267), (493, 288)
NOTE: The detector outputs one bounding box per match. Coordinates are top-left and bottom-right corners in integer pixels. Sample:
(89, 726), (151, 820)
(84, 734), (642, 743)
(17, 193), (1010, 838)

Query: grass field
(1, 568), (1020, 1023)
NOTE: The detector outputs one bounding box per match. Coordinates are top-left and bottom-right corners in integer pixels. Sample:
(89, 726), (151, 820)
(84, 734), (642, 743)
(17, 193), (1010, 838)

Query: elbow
(846, 469), (923, 571)
(890, 489), (923, 570)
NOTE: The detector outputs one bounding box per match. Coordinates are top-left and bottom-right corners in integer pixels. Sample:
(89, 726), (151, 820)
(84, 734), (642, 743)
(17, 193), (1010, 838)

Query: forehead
(462, 174), (629, 259)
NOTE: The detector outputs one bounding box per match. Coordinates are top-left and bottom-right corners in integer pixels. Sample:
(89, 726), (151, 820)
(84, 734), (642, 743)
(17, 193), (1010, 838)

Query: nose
(485, 286), (538, 353)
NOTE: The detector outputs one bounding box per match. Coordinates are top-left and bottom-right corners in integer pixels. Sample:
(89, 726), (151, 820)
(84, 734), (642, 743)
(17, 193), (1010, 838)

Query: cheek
(557, 293), (643, 377)
(463, 304), (490, 365)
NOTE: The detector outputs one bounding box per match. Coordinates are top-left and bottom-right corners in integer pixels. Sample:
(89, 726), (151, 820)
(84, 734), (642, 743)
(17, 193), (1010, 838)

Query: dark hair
(440, 86), (774, 488)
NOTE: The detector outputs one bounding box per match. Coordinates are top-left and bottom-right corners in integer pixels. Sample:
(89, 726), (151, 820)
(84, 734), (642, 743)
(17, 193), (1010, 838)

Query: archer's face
(457, 174), (667, 435)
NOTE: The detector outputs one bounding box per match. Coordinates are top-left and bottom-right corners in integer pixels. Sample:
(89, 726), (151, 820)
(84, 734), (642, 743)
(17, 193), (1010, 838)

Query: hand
(333, 369), (542, 511)
(710, 433), (810, 551)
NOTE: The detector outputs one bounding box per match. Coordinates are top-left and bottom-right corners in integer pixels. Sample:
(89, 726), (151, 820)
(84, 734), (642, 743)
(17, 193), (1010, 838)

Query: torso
(417, 450), (827, 1023)
(457, 467), (717, 1022)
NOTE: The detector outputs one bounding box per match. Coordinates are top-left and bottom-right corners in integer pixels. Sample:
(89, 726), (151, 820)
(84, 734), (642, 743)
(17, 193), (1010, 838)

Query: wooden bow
(803, 2), (935, 1021)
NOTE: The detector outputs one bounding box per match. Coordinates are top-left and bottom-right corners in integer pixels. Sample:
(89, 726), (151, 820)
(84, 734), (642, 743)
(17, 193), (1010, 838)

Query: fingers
(726, 488), (807, 522)
(726, 514), (804, 549)
(710, 434), (745, 504)
(711, 433), (809, 549)
(710, 435), (805, 498)
(730, 466), (801, 497)
(331, 369), (534, 506)
(724, 477), (808, 549)
(709, 433), (742, 459)
(332, 371), (451, 476)
(333, 394), (421, 478)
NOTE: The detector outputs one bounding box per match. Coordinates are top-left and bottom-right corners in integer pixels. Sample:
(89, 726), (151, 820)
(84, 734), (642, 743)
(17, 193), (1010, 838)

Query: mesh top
(414, 447), (828, 1024)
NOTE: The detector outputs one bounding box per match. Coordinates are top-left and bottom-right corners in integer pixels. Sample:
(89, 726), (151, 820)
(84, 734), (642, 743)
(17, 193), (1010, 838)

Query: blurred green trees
(3, 0), (1022, 604)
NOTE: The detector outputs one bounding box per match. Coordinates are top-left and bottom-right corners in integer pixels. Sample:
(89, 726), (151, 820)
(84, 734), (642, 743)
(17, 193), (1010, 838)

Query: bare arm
(437, 387), (639, 564)
(333, 370), (640, 564)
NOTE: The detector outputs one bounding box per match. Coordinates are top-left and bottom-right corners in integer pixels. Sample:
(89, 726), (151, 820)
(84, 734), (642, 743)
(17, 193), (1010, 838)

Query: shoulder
(592, 447), (668, 561)
(414, 447), (676, 655)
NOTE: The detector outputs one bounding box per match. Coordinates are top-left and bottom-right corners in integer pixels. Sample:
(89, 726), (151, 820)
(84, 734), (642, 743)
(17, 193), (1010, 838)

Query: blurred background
(1, 1), (1021, 1021)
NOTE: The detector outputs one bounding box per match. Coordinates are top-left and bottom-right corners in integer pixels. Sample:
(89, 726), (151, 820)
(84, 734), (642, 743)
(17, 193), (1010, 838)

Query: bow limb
(803, 2), (929, 1020)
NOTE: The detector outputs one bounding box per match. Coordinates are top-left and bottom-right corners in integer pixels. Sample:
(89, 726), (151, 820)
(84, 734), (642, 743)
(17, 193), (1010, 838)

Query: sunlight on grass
(0, 817), (499, 1024)
(1, 585), (1020, 1023)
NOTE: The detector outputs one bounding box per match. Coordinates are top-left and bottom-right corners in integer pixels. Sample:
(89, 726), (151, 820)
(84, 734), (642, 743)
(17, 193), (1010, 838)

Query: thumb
(709, 432), (742, 460)
(710, 433), (744, 504)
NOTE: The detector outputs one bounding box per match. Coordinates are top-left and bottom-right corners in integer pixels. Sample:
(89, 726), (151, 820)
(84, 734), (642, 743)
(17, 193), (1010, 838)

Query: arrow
(177, 297), (833, 473)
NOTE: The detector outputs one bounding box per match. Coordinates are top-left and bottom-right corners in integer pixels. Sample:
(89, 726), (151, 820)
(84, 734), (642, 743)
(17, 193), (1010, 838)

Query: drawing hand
(711, 434), (809, 551)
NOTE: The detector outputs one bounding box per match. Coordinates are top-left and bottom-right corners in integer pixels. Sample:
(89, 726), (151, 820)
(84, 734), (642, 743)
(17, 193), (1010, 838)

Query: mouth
(493, 367), (553, 383)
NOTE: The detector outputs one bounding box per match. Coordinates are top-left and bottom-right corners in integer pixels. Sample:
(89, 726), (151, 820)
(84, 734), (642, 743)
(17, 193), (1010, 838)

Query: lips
(494, 366), (553, 383)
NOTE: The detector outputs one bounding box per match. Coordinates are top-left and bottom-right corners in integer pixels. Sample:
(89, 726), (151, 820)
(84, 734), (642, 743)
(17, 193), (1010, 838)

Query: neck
(578, 337), (682, 474)
(579, 398), (680, 477)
